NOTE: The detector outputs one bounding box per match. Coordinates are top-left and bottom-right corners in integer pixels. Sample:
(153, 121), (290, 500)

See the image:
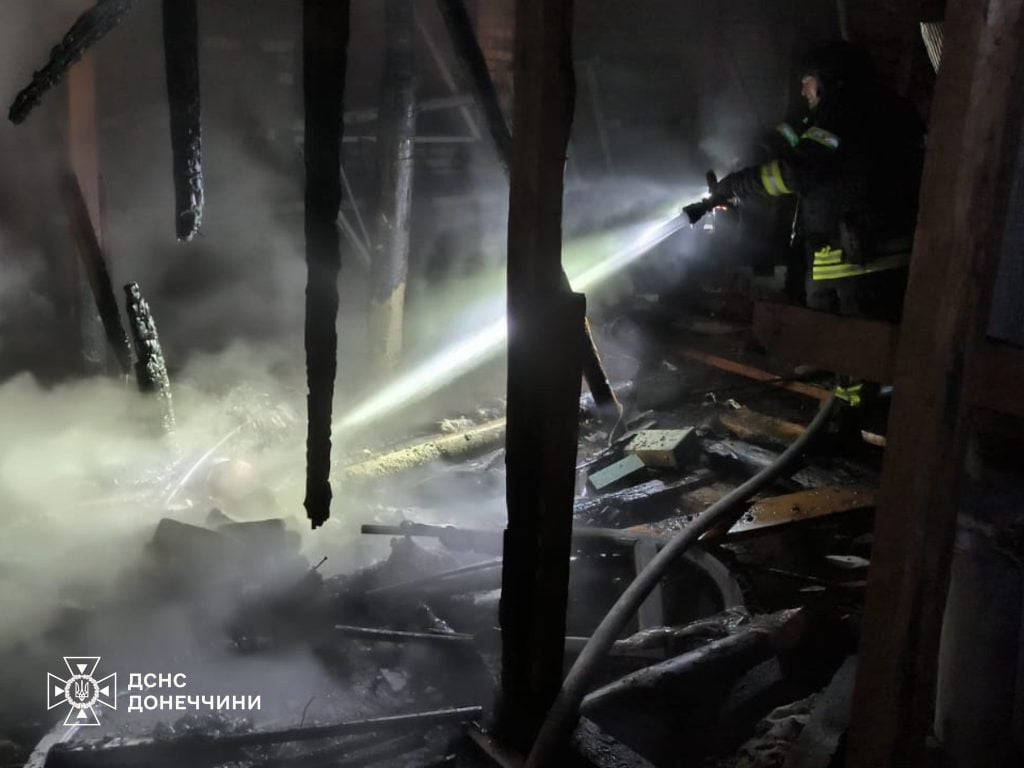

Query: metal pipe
(524, 396), (836, 767)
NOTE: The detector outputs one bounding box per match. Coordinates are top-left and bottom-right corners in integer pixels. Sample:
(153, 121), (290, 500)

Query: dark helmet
(799, 40), (875, 97)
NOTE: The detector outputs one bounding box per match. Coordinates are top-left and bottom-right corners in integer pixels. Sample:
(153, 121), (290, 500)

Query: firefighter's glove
(711, 172), (743, 202)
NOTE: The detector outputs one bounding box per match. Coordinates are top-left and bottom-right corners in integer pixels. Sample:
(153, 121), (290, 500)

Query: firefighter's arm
(715, 125), (841, 200)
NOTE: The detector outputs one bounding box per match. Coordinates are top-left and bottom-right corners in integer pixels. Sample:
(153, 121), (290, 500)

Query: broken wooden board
(720, 407), (886, 449)
(726, 486), (876, 536)
(719, 408), (806, 447)
(625, 428), (696, 468)
(573, 469), (715, 522)
(671, 345), (831, 401)
(700, 438), (850, 488)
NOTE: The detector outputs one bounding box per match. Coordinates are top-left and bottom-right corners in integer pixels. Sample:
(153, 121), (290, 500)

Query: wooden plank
(754, 302), (1024, 419)
(726, 486), (876, 536)
(720, 407), (886, 449)
(752, 302), (899, 383)
(672, 346), (831, 401)
(719, 407), (807, 445)
(845, 2), (1024, 766)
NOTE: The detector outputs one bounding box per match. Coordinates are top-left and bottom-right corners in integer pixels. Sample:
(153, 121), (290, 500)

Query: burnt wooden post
(499, 0), (585, 752)
(369, 0), (418, 375)
(66, 48), (118, 374)
(161, 0), (203, 241)
(434, 0), (621, 423)
(63, 172), (132, 376)
(435, 0), (512, 166)
(302, 0), (350, 528)
(124, 282), (175, 433)
(845, 1), (1024, 765)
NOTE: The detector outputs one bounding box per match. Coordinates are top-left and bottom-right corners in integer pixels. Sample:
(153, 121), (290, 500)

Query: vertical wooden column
(369, 0), (417, 376)
(302, 0), (350, 529)
(845, 1), (1024, 765)
(66, 45), (133, 377)
(66, 51), (106, 372)
(499, 0), (584, 752)
(435, 0), (620, 422)
(68, 53), (102, 241)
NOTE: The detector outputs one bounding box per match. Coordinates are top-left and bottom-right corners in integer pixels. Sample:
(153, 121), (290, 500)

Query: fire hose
(523, 394), (837, 767)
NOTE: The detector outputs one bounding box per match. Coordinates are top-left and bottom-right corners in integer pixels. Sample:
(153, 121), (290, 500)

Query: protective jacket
(716, 46), (924, 282)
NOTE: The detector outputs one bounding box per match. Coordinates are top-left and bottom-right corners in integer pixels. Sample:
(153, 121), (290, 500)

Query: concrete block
(625, 428), (697, 468)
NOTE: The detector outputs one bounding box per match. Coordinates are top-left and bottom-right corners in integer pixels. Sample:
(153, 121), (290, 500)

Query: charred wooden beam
(63, 174), (131, 376)
(43, 707), (483, 768)
(369, 0), (418, 374)
(672, 346), (831, 401)
(161, 0), (203, 241)
(365, 558), (503, 597)
(360, 521), (670, 551)
(572, 469), (715, 523)
(434, 0), (620, 424)
(846, 0), (1024, 764)
(124, 282), (174, 432)
(302, 0), (350, 529)
(434, 0), (512, 168)
(580, 628), (774, 713)
(342, 418), (505, 480)
(9, 0), (139, 124)
(64, 50), (126, 376)
(335, 624), (475, 645)
(258, 732), (426, 768)
(500, 0), (582, 747)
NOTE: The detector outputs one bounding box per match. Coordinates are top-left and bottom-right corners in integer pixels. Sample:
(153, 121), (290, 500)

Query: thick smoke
(0, 0), (844, 747)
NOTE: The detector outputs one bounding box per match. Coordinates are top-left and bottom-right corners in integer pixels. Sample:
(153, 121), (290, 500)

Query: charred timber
(9, 0), (138, 124)
(302, 0), (350, 528)
(434, 0), (512, 168)
(434, 0), (619, 423)
(580, 628), (773, 713)
(161, 0), (203, 241)
(572, 468), (715, 524)
(43, 707), (482, 768)
(124, 282), (175, 432)
(335, 624), (475, 645)
(366, 558), (504, 597)
(63, 174), (131, 375)
(369, 0), (418, 370)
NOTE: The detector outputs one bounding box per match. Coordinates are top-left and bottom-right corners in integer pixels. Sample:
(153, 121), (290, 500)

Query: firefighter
(710, 41), (925, 324)
(703, 42), (926, 442)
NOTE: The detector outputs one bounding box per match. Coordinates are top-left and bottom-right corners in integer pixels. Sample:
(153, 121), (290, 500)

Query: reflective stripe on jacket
(811, 237), (912, 281)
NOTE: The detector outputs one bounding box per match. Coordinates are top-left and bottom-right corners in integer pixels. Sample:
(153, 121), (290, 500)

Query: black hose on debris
(524, 395), (837, 767)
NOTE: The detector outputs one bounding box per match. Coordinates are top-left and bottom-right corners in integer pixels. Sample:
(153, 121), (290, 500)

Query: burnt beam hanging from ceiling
(302, 0), (351, 529)
(161, 0), (204, 241)
(8, 0), (139, 124)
